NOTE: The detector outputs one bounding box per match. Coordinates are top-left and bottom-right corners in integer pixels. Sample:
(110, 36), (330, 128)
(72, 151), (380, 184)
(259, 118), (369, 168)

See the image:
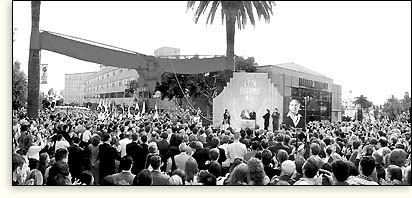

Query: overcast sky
(12, 1), (411, 105)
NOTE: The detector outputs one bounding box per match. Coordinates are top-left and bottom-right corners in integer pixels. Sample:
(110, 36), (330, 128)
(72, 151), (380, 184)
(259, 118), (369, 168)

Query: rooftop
(259, 62), (331, 79)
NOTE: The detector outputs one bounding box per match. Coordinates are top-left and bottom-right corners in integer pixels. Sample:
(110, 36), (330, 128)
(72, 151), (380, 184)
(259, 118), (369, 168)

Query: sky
(12, 1), (411, 105)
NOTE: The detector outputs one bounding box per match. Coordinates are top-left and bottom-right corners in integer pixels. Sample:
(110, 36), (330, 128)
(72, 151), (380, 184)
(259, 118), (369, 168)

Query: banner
(40, 64), (48, 84)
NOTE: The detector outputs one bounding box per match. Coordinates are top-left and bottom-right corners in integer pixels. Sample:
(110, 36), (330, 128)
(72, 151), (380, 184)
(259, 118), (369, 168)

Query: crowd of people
(12, 104), (411, 186)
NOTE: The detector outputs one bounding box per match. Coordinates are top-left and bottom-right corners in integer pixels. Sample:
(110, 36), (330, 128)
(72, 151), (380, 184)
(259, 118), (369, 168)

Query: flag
(97, 99), (102, 112)
(154, 102), (159, 119)
(128, 105), (132, 118)
(142, 101), (146, 115)
(103, 98), (108, 113)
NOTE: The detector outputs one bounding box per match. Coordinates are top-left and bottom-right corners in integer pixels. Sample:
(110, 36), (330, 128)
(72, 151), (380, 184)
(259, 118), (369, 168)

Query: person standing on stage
(223, 109), (231, 129)
(284, 99), (305, 131)
(263, 109), (270, 131)
(272, 108), (280, 132)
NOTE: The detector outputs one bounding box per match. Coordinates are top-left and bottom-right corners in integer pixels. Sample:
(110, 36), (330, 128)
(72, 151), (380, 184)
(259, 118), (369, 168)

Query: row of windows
(85, 68), (132, 85)
(84, 77), (137, 92)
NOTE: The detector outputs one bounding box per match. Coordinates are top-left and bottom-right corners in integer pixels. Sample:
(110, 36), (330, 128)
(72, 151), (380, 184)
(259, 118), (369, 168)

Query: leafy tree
(156, 56), (257, 107)
(187, 1), (275, 81)
(235, 56), (257, 72)
(12, 61), (28, 110)
(400, 92), (411, 112)
(383, 95), (402, 121)
(353, 95), (372, 110)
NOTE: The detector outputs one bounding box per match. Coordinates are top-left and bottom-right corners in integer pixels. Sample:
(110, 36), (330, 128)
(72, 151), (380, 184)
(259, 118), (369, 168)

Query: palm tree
(187, 1), (276, 75)
(353, 95), (372, 110)
(27, 1), (41, 118)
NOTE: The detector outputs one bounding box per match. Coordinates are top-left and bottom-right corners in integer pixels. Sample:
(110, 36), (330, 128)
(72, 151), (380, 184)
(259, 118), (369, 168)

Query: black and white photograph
(10, 1), (411, 187)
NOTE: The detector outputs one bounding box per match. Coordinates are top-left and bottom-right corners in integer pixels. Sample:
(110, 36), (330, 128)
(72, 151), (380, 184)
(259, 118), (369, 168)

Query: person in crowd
(88, 134), (101, 185)
(157, 132), (170, 172)
(97, 133), (121, 184)
(331, 160), (350, 185)
(149, 155), (170, 185)
(271, 160), (296, 185)
(12, 153), (26, 185)
(54, 134), (70, 153)
(227, 132), (247, 165)
(184, 157), (199, 185)
(80, 124), (92, 148)
(350, 156), (379, 185)
(294, 158), (320, 185)
(68, 137), (86, 182)
(46, 160), (72, 185)
(109, 156), (135, 185)
(248, 157), (270, 185)
(117, 131), (132, 158)
(74, 171), (94, 185)
(172, 143), (191, 172)
(44, 148), (69, 184)
(133, 169), (152, 185)
(190, 141), (210, 171)
(226, 163), (250, 185)
(126, 133), (142, 175)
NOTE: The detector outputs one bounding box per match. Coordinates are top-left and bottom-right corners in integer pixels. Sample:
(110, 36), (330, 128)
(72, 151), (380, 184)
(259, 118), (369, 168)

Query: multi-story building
(64, 47), (182, 107)
(83, 65), (139, 104)
(64, 72), (95, 104)
(256, 62), (342, 122)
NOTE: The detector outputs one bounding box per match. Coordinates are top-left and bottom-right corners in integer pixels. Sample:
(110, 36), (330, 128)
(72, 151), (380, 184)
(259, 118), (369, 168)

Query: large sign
(299, 78), (328, 90)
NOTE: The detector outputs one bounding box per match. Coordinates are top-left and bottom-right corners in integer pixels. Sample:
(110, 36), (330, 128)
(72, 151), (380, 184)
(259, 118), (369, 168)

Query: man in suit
(67, 137), (86, 182)
(263, 109), (270, 131)
(109, 156), (135, 185)
(284, 99), (305, 131)
(149, 155), (170, 185)
(272, 108), (280, 132)
(156, 132), (169, 172)
(98, 133), (121, 184)
(126, 133), (143, 175)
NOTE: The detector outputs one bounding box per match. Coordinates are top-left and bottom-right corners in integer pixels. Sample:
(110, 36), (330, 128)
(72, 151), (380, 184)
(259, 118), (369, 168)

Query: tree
(235, 56), (257, 72)
(383, 95), (402, 121)
(12, 61), (28, 110)
(400, 92), (411, 112)
(27, 1), (41, 118)
(353, 95), (372, 110)
(186, 1), (275, 80)
(156, 55), (257, 105)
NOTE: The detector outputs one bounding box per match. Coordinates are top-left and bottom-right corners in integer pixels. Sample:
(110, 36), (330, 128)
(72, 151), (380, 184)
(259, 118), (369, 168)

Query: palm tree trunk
(27, 1), (41, 119)
(224, 8), (236, 82)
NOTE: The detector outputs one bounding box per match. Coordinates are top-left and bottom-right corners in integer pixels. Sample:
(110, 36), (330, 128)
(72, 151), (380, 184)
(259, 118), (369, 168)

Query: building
(83, 65), (140, 104)
(256, 62), (342, 122)
(64, 72), (95, 104)
(154, 46), (180, 57)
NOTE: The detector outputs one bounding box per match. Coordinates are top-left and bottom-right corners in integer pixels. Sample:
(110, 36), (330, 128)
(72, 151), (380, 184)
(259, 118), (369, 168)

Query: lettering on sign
(240, 79), (260, 101)
(298, 78), (328, 90)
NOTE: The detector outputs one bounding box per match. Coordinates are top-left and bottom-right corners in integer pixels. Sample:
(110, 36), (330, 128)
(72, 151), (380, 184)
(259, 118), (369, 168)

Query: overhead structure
(39, 31), (228, 82)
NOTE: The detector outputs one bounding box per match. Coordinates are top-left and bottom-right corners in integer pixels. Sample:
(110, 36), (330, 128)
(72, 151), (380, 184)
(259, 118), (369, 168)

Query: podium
(241, 119), (256, 129)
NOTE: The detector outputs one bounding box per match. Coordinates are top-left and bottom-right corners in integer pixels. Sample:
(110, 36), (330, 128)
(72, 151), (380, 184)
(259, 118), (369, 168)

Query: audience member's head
(332, 160), (350, 183)
(133, 169), (152, 185)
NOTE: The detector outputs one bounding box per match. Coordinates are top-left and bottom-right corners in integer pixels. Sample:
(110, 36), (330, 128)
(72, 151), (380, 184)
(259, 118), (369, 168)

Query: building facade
(64, 72), (95, 104)
(256, 62), (342, 122)
(83, 65), (139, 104)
